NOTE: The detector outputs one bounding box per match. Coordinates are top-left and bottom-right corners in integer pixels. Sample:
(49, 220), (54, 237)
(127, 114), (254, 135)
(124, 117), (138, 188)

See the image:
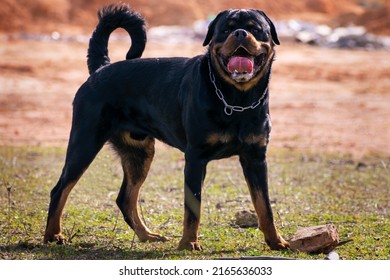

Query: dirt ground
(1, 36), (389, 158)
(2, 0), (390, 35)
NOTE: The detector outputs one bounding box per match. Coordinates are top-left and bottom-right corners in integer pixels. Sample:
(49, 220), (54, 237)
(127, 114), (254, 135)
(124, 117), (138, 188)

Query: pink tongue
(227, 56), (254, 74)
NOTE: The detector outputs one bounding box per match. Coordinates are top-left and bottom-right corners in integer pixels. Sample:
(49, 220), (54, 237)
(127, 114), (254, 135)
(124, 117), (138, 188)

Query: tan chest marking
(206, 132), (234, 145)
(206, 132), (267, 147)
(244, 133), (268, 147)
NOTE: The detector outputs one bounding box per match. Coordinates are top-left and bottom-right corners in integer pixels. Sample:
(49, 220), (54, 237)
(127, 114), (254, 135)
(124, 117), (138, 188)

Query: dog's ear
(256, 10), (280, 45)
(202, 10), (229, 46)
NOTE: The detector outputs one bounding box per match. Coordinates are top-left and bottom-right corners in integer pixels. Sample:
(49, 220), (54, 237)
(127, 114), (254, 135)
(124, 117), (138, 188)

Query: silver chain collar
(207, 58), (268, 116)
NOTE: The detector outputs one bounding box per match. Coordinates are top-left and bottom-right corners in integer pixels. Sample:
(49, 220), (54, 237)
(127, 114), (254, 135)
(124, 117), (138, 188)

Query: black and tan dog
(44, 3), (289, 251)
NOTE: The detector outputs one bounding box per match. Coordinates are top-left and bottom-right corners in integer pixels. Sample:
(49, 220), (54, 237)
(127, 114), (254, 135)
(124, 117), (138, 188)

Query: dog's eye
(223, 29), (230, 34)
(252, 28), (260, 33)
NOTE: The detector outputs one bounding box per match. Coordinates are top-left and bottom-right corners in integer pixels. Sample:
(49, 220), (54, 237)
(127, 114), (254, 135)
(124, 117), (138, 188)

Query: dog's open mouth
(221, 47), (266, 82)
(227, 56), (254, 74)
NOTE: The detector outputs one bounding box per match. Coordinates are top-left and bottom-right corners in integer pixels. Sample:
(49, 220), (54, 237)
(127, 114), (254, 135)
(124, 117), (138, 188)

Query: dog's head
(203, 9), (280, 91)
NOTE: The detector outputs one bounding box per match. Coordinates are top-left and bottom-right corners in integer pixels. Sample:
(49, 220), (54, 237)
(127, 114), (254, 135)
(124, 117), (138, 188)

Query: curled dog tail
(87, 3), (147, 75)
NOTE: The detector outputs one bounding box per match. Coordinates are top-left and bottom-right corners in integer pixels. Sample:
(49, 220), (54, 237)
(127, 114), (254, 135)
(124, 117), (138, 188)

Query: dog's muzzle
(219, 29), (268, 83)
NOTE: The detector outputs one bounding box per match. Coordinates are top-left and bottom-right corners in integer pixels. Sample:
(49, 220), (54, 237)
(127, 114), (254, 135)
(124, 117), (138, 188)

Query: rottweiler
(44, 3), (289, 251)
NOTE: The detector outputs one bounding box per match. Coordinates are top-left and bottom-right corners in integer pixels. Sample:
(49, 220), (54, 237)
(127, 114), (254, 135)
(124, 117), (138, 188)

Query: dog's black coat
(44, 3), (289, 251)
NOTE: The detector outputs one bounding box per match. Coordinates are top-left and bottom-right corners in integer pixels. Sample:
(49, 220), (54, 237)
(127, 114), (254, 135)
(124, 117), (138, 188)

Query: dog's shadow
(0, 241), (250, 260)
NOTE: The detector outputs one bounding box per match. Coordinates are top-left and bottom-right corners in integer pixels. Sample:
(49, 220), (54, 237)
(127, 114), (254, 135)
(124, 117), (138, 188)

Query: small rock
(289, 224), (340, 253)
(235, 209), (258, 228)
(325, 251), (339, 260)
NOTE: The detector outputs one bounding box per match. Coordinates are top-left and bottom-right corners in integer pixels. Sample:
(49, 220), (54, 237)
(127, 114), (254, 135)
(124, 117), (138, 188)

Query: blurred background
(1, 0), (389, 34)
(0, 0), (389, 157)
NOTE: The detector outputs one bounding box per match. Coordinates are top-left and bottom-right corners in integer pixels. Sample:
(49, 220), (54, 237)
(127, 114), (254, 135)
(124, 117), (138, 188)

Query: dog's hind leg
(114, 133), (168, 242)
(44, 124), (107, 244)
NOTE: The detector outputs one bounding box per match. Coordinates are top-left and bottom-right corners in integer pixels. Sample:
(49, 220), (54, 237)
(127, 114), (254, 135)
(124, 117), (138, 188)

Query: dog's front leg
(178, 151), (207, 251)
(240, 151), (289, 250)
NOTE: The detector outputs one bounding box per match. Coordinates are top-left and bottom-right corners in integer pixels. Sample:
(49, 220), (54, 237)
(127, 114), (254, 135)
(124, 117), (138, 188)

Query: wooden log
(288, 224), (339, 253)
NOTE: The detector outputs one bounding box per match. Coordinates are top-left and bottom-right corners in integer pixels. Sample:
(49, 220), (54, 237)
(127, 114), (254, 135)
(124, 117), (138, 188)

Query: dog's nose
(234, 29), (248, 40)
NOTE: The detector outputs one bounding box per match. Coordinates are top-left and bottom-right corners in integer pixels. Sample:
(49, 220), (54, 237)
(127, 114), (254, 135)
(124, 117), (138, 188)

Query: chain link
(208, 58), (267, 116)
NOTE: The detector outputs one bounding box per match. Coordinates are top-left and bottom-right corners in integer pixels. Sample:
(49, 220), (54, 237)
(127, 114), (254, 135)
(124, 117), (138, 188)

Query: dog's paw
(138, 232), (169, 243)
(267, 237), (290, 251)
(44, 233), (65, 245)
(177, 239), (203, 251)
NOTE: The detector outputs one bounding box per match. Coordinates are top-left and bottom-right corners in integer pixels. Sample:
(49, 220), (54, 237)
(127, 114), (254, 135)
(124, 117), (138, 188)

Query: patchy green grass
(0, 145), (389, 259)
